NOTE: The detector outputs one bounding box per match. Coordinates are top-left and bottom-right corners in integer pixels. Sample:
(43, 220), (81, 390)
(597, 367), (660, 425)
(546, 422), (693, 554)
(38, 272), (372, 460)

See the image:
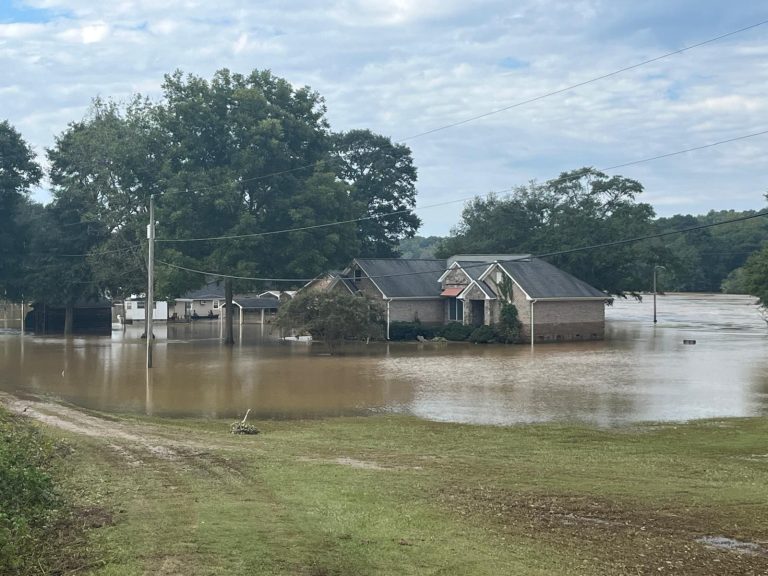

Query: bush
(437, 322), (474, 341)
(0, 409), (64, 574)
(278, 291), (385, 352)
(468, 324), (497, 343)
(388, 321), (436, 341)
(496, 303), (522, 343)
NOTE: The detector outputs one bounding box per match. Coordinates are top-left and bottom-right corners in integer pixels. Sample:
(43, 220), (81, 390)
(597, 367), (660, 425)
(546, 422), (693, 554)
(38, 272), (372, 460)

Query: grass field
(3, 396), (768, 575)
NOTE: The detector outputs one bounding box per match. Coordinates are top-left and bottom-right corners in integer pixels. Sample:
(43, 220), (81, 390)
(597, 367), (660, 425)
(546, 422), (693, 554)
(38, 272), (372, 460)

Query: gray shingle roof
(498, 258), (606, 299)
(355, 258), (445, 298)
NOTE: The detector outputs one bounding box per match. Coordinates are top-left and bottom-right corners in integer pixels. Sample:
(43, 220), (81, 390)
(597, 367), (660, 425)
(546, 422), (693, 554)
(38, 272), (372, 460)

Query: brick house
(478, 257), (610, 342)
(317, 255), (610, 342)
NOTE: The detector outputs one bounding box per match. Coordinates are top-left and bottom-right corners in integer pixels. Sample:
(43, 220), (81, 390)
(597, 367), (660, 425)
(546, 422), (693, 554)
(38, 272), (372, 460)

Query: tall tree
(46, 98), (166, 301)
(437, 168), (660, 295)
(155, 69), (358, 344)
(332, 129), (420, 257)
(0, 121), (42, 299)
(22, 194), (106, 334)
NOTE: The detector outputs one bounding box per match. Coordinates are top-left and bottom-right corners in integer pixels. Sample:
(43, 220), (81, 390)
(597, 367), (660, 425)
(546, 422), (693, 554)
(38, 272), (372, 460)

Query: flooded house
(321, 255), (610, 342)
(169, 281), (286, 324)
(121, 296), (169, 324)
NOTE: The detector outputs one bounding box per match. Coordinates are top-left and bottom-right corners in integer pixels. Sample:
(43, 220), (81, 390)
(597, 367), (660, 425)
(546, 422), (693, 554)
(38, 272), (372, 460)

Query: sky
(1, 0), (767, 236)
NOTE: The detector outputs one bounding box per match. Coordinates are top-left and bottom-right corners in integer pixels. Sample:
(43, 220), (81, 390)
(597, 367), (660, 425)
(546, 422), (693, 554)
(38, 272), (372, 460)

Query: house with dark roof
(479, 257), (610, 342)
(169, 281), (283, 324)
(326, 259), (446, 338)
(317, 255), (610, 342)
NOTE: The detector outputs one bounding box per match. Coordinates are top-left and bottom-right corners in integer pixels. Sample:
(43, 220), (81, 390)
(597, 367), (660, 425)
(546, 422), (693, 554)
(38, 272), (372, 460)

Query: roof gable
(494, 258), (606, 299)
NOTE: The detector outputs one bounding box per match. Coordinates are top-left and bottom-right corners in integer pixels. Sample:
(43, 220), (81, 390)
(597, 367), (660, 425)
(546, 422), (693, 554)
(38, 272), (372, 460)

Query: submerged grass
(6, 404), (768, 575)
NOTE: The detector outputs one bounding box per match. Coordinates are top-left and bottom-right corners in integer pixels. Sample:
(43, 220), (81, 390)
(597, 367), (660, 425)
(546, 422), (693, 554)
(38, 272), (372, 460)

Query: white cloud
(58, 21), (110, 44)
(2, 0), (767, 232)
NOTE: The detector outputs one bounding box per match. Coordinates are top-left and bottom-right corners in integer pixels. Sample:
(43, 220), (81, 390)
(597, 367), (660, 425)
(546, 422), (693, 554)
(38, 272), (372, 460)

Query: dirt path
(0, 393), (243, 470)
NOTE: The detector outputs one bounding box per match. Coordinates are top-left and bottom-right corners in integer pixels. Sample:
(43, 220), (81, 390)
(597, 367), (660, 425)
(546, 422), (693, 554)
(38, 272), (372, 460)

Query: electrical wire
(143, 19), (768, 201)
(155, 208), (768, 284)
(155, 128), (768, 243)
(400, 19), (768, 141)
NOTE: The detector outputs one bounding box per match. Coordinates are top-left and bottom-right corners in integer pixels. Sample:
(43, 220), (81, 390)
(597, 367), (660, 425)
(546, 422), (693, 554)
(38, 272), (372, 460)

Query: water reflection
(0, 294), (766, 425)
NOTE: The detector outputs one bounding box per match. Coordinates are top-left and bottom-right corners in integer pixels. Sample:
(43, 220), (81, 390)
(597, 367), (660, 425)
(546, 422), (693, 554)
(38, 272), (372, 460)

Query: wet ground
(1, 293), (766, 425)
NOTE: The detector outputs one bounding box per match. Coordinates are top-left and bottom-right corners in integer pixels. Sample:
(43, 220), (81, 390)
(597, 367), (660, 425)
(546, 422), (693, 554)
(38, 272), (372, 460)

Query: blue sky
(1, 0), (767, 235)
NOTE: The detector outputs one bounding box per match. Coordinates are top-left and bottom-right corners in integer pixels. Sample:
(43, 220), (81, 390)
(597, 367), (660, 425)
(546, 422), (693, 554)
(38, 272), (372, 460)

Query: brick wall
(523, 300), (605, 341)
(390, 299), (444, 324)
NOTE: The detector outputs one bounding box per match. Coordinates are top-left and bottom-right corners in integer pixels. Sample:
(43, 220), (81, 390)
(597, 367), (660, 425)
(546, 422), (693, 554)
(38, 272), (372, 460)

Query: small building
(123, 296), (168, 323)
(223, 297), (280, 324)
(169, 281), (284, 324)
(24, 300), (112, 335)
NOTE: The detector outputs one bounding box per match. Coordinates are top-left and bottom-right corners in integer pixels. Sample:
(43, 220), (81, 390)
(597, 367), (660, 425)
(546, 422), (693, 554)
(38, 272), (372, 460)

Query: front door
(471, 300), (485, 326)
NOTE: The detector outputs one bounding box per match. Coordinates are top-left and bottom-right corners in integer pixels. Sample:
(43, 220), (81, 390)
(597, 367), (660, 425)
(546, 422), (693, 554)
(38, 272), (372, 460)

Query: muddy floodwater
(1, 293), (767, 426)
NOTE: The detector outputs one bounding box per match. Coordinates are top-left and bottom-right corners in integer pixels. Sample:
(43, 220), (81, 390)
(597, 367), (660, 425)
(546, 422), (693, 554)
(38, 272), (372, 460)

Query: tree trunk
(224, 278), (234, 345)
(64, 303), (74, 336)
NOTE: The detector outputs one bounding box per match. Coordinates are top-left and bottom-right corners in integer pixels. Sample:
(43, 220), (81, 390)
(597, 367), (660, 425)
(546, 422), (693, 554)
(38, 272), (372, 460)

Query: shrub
(388, 321), (436, 341)
(468, 324), (497, 343)
(278, 291), (385, 352)
(0, 409), (64, 574)
(437, 322), (474, 341)
(496, 303), (522, 343)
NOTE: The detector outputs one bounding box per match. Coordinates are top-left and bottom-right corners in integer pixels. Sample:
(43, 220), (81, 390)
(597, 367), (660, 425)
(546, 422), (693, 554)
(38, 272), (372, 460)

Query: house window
(137, 301), (145, 309)
(213, 301), (219, 309)
(448, 298), (464, 322)
(354, 268), (363, 283)
(199, 300), (208, 305)
(126, 302), (132, 310)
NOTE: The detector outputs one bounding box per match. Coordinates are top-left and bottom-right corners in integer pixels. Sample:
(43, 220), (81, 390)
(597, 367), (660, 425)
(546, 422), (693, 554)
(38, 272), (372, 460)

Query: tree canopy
(436, 168), (659, 295)
(14, 68), (422, 337)
(0, 121), (42, 299)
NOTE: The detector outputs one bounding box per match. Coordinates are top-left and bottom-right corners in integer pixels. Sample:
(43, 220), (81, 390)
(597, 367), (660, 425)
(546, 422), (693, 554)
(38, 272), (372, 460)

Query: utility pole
(147, 195), (155, 368)
(653, 265), (665, 324)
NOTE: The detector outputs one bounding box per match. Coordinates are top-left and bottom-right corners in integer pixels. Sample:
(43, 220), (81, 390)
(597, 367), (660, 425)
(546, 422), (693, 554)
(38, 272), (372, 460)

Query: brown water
(1, 293), (766, 425)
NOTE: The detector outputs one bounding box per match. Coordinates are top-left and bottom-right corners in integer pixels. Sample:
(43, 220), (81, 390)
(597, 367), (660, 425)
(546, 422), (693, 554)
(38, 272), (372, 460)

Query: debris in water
(683, 339), (696, 345)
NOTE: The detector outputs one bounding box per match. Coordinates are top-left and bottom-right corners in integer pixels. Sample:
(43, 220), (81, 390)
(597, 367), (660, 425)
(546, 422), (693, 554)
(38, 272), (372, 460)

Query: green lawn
(6, 404), (768, 575)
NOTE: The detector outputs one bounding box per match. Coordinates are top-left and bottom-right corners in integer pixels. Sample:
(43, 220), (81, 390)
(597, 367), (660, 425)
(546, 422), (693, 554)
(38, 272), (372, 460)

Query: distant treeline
(400, 169), (768, 300)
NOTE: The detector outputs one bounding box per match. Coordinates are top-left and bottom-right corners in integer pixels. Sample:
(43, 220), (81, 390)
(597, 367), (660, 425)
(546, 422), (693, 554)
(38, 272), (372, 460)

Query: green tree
(155, 69), (358, 344)
(398, 235), (444, 259)
(48, 99), (164, 295)
(333, 129), (420, 257)
(22, 195), (106, 334)
(0, 121), (42, 299)
(437, 168), (659, 295)
(737, 246), (768, 304)
(277, 291), (384, 353)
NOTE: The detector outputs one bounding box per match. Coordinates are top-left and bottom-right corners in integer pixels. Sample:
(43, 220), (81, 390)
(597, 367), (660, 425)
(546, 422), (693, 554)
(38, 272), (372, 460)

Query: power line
(155, 128), (768, 243)
(602, 129), (768, 171)
(400, 19), (768, 141)
(144, 18), (768, 201)
(155, 208), (768, 284)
